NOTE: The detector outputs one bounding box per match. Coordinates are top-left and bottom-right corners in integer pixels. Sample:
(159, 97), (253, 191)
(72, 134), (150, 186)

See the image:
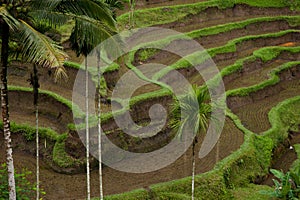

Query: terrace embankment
(159, 4), (298, 33)
(1, 116), (243, 199)
(227, 65), (300, 133)
(224, 50), (300, 90)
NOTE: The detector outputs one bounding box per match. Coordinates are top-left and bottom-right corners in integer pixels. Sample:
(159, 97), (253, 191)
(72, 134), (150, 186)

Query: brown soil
(5, 90), (73, 134)
(122, 7), (300, 92)
(0, 117), (243, 199)
(117, 0), (209, 15)
(260, 130), (300, 186)
(157, 33), (299, 90)
(0, 2), (299, 200)
(228, 65), (300, 133)
(159, 5), (298, 33)
(224, 50), (300, 91)
(132, 18), (299, 75)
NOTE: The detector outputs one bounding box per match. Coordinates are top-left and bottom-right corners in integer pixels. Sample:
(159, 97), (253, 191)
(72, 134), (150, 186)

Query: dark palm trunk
(32, 64), (40, 200)
(0, 20), (16, 200)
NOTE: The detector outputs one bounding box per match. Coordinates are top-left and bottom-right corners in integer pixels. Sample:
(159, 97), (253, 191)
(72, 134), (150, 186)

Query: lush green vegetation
(0, 163), (43, 199)
(2, 0), (300, 198)
(117, 0), (296, 29)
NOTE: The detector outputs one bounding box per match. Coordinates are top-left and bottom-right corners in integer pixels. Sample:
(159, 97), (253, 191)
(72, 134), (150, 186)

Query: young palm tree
(170, 86), (211, 200)
(129, 0), (136, 28)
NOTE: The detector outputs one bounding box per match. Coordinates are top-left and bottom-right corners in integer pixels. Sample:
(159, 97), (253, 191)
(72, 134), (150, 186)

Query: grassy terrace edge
(135, 15), (300, 62)
(100, 95), (300, 199)
(116, 0), (296, 29)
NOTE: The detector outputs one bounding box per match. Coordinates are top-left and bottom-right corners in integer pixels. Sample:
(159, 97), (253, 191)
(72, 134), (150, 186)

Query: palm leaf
(48, 0), (116, 28)
(0, 6), (19, 30)
(69, 14), (120, 56)
(19, 20), (68, 81)
(271, 169), (285, 180)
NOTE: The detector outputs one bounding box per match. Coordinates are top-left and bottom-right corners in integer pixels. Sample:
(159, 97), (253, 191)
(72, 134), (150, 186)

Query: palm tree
(129, 0), (136, 28)
(68, 2), (117, 199)
(0, 1), (69, 199)
(170, 86), (211, 200)
(104, 0), (124, 19)
(31, 64), (40, 200)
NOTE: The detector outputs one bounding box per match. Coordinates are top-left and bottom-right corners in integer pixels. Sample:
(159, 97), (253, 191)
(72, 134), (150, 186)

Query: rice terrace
(0, 0), (300, 199)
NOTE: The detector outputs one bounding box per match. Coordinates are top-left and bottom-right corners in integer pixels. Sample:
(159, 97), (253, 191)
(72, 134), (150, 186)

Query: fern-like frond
(19, 20), (68, 81)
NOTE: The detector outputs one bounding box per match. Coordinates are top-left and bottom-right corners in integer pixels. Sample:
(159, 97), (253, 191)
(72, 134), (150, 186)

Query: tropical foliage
(261, 168), (300, 199)
(0, 0), (117, 199)
(170, 86), (212, 200)
(0, 163), (44, 200)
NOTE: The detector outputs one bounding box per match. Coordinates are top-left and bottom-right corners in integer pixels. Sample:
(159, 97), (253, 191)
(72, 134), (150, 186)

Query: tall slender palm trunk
(129, 0), (135, 28)
(85, 58), (91, 200)
(191, 138), (196, 200)
(216, 139), (219, 164)
(35, 104), (39, 200)
(32, 64), (40, 200)
(97, 50), (104, 200)
(1, 20), (16, 200)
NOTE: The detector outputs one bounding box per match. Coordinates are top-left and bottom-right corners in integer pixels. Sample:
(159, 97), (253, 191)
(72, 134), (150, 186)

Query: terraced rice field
(1, 0), (300, 199)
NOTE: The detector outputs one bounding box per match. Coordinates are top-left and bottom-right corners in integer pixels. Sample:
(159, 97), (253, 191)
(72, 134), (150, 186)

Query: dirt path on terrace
(229, 70), (300, 133)
(134, 19), (298, 68)
(156, 35), (299, 91)
(149, 5), (298, 33)
(2, 3), (299, 200)
(0, 117), (243, 199)
(225, 50), (300, 91)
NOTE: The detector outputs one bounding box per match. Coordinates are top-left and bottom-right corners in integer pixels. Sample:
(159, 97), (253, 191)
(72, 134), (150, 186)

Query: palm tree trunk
(191, 138), (196, 200)
(97, 50), (104, 200)
(216, 139), (219, 164)
(85, 58), (91, 200)
(35, 104), (39, 200)
(129, 0), (135, 28)
(33, 64), (40, 200)
(1, 20), (16, 200)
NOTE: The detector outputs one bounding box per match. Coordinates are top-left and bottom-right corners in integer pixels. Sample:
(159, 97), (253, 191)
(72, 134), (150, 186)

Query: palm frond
(69, 14), (119, 56)
(0, 6), (19, 30)
(30, 0), (62, 10)
(19, 20), (68, 81)
(30, 10), (70, 27)
(55, 0), (116, 28)
(170, 85), (212, 139)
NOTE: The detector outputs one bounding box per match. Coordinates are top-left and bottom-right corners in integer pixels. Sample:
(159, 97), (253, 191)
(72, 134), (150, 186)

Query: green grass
(232, 184), (274, 200)
(291, 144), (300, 172)
(134, 15), (300, 63)
(0, 121), (59, 141)
(153, 29), (300, 81)
(102, 93), (300, 199)
(117, 0), (294, 29)
(265, 96), (300, 144)
(8, 85), (84, 119)
(52, 134), (82, 168)
(227, 61), (300, 97)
